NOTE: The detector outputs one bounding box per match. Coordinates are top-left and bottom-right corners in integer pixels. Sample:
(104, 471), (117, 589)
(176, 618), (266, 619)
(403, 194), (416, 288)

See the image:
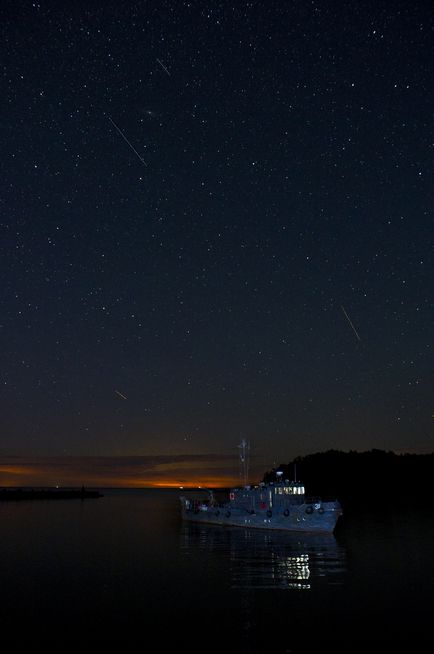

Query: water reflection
(180, 523), (346, 590)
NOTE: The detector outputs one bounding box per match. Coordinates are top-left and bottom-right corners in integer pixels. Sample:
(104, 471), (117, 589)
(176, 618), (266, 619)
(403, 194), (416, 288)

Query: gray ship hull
(181, 500), (341, 534)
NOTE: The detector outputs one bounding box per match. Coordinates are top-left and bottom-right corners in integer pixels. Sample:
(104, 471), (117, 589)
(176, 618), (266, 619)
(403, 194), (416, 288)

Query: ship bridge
(273, 480), (305, 496)
(270, 473), (305, 508)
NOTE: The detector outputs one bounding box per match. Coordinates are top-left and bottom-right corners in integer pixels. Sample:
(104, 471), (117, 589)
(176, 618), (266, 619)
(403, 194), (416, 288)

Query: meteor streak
(115, 390), (127, 400)
(156, 58), (171, 76)
(108, 116), (148, 167)
(340, 305), (361, 341)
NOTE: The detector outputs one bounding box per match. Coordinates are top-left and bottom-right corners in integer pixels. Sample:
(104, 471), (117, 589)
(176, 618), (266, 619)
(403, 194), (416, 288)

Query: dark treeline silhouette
(264, 449), (433, 514)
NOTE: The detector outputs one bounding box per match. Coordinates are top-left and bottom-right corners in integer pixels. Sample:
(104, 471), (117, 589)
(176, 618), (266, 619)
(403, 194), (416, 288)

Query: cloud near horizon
(0, 453), (262, 488)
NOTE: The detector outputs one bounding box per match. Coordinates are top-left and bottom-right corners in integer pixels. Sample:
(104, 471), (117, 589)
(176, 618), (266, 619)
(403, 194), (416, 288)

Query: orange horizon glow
(0, 474), (244, 489)
(1, 449), (431, 489)
(0, 456), (254, 489)
(145, 475), (240, 489)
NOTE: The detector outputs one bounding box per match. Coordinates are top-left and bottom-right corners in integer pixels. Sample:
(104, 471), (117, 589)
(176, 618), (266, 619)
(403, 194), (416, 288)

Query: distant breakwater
(0, 488), (103, 501)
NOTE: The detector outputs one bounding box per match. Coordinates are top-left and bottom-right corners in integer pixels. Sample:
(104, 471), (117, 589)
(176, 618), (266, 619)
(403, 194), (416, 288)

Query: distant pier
(0, 487), (103, 501)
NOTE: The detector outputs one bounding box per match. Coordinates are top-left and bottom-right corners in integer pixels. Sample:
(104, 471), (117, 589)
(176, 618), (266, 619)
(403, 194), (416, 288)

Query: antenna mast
(238, 439), (250, 487)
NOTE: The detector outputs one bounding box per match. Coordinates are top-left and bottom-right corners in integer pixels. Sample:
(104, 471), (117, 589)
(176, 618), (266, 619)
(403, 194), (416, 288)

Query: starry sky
(1, 1), (432, 487)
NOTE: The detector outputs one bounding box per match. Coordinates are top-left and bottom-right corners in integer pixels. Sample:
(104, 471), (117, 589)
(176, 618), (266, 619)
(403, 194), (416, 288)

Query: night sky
(1, 1), (432, 487)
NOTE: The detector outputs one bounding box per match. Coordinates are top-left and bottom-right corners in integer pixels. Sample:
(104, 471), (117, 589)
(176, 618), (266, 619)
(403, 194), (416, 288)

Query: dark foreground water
(0, 489), (432, 652)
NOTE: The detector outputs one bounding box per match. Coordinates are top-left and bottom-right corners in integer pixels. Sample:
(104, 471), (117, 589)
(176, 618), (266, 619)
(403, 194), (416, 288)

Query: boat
(180, 440), (342, 534)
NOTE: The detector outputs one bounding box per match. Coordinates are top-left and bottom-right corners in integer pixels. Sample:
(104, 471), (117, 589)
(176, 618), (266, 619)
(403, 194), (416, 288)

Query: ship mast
(238, 439), (250, 487)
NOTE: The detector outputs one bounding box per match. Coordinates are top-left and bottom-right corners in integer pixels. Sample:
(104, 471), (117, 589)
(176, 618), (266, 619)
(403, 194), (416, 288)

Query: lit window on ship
(274, 484), (305, 495)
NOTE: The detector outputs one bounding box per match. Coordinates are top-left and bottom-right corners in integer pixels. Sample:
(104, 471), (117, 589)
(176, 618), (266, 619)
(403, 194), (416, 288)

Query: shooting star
(156, 58), (171, 76)
(340, 305), (361, 342)
(108, 116), (148, 167)
(115, 390), (127, 400)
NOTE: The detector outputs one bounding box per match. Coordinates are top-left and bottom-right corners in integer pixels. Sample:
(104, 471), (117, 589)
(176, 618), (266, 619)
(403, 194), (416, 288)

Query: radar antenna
(238, 439), (250, 487)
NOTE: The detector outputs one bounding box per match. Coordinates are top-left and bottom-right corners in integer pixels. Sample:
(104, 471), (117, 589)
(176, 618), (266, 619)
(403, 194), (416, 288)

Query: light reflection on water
(180, 522), (346, 590)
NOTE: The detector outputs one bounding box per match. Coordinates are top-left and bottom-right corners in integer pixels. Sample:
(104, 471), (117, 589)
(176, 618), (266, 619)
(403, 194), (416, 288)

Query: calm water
(0, 489), (432, 651)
